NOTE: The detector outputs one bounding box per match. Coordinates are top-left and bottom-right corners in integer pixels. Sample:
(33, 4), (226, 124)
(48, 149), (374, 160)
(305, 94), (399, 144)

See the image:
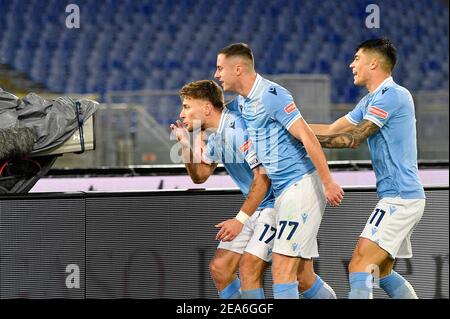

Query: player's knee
(349, 247), (366, 272)
(209, 258), (232, 282)
(209, 258), (223, 278)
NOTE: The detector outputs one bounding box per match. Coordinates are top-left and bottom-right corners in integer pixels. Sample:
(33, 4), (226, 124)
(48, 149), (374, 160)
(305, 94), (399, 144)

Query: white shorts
(217, 207), (277, 262)
(360, 197), (425, 259)
(272, 171), (326, 258)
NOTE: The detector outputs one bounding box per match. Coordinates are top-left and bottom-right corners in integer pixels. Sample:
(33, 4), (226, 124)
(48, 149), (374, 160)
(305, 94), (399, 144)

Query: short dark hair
(179, 80), (224, 110)
(219, 43), (254, 68)
(356, 38), (397, 72)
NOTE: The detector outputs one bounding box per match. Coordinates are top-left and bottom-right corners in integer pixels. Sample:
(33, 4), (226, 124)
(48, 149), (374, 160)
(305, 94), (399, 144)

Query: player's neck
(366, 73), (392, 93)
(205, 110), (223, 131)
(239, 72), (257, 97)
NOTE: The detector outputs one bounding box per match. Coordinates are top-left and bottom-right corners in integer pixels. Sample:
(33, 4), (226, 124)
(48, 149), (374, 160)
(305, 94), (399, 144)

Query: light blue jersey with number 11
(346, 77), (425, 200)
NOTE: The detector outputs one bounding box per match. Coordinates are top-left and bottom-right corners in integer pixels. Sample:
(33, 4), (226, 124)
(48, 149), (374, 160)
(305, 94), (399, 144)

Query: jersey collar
(217, 107), (229, 134)
(371, 76), (393, 95)
(246, 73), (262, 100)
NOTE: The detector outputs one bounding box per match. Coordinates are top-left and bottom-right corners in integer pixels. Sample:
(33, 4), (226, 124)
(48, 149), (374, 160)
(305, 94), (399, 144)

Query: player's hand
(170, 120), (189, 148)
(323, 180), (344, 207)
(215, 218), (244, 242)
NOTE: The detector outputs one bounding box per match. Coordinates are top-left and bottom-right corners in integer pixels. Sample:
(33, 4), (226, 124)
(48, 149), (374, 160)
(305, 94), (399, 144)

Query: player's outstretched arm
(309, 116), (356, 135)
(316, 119), (380, 149)
(288, 118), (344, 207)
(215, 166), (270, 242)
(170, 121), (217, 183)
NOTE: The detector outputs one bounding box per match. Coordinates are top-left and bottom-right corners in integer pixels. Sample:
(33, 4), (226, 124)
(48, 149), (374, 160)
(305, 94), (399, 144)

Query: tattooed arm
(310, 117), (355, 135)
(316, 119), (380, 149)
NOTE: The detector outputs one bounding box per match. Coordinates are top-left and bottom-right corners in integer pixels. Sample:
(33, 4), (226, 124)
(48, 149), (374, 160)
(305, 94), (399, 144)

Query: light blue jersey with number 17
(202, 108), (275, 209)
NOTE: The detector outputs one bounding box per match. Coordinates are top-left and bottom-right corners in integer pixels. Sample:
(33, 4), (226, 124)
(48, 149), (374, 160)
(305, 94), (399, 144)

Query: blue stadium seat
(0, 0), (447, 105)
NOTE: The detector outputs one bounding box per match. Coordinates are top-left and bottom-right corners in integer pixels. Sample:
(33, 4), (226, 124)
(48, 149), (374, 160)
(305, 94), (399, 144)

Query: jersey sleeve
(345, 98), (366, 125)
(363, 89), (401, 128)
(262, 86), (302, 130)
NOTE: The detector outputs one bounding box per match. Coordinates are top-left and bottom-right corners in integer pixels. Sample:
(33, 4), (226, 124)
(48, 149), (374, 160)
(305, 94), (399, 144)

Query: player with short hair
(170, 79), (277, 299)
(310, 38), (425, 299)
(215, 43), (344, 299)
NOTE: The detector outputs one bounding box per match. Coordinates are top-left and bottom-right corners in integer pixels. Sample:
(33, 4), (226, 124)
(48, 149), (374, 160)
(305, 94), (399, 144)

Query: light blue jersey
(227, 74), (315, 197)
(346, 77), (425, 199)
(202, 108), (275, 209)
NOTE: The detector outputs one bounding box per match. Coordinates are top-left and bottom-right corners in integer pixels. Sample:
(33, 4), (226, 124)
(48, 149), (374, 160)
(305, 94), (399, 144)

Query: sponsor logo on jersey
(284, 102), (297, 114)
(368, 106), (388, 119)
(240, 140), (252, 153)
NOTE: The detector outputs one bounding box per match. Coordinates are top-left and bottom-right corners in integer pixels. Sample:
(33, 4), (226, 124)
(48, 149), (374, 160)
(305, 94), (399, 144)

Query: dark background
(0, 187), (448, 299)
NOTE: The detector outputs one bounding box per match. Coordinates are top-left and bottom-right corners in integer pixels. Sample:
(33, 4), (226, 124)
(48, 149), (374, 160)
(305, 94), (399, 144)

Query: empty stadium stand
(0, 0), (448, 104)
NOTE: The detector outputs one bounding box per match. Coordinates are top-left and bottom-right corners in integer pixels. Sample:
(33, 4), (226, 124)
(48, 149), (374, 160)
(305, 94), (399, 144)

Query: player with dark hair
(171, 79), (277, 299)
(310, 38), (425, 299)
(215, 43), (343, 299)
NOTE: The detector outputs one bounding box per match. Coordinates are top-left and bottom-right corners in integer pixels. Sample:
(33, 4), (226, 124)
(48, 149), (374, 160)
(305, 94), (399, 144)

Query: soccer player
(214, 43), (344, 299)
(310, 38), (425, 299)
(170, 80), (277, 299)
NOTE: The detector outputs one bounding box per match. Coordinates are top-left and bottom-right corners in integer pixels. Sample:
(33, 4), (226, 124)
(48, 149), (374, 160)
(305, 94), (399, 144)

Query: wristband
(235, 210), (250, 224)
